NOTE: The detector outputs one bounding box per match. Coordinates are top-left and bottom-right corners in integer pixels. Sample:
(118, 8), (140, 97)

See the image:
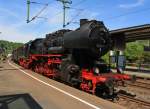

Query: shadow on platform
(0, 93), (43, 109)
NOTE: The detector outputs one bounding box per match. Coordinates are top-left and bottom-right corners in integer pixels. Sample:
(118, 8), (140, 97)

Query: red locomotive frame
(18, 54), (131, 95)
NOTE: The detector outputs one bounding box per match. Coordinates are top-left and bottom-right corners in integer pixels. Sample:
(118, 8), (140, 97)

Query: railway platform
(0, 60), (126, 109)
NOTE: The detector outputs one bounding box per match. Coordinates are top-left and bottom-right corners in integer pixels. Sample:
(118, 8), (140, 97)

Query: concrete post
(110, 50), (115, 56)
(119, 51), (124, 55)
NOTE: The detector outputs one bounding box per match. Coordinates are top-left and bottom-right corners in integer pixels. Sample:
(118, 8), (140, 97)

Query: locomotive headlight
(94, 67), (99, 74)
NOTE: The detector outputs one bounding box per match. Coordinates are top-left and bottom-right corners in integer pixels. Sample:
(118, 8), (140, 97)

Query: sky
(0, 0), (150, 43)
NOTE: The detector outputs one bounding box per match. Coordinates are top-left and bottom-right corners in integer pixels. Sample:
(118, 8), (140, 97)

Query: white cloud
(0, 7), (36, 43)
(48, 13), (63, 24)
(0, 25), (35, 43)
(74, 10), (99, 22)
(0, 8), (20, 19)
(85, 11), (99, 19)
(119, 0), (145, 9)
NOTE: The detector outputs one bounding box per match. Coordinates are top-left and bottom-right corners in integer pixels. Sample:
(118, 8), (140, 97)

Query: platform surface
(0, 60), (126, 109)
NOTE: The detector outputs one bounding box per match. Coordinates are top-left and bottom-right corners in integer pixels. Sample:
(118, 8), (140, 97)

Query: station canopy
(110, 24), (150, 42)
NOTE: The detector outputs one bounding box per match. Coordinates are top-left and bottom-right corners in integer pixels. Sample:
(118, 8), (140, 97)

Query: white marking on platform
(8, 60), (101, 109)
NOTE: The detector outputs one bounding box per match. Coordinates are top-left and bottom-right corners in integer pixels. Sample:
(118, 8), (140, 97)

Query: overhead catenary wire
(26, 0), (150, 27)
(26, 0), (56, 23)
(64, 0), (88, 27)
(56, 0), (72, 28)
(36, 16), (48, 20)
(68, 7), (150, 25)
(26, 0), (87, 26)
(30, 1), (56, 6)
(69, 7), (84, 11)
(35, 11), (63, 23)
(65, 7), (84, 26)
(30, 1), (49, 5)
(29, 4), (49, 22)
(44, 7), (83, 27)
(45, 0), (87, 27)
(71, 0), (88, 7)
(104, 7), (150, 21)
(68, 0), (150, 25)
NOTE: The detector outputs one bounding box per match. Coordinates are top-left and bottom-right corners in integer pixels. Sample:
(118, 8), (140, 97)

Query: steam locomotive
(12, 19), (131, 98)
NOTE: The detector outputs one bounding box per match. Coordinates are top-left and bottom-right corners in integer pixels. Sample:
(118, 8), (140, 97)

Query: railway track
(136, 76), (150, 80)
(118, 94), (150, 108)
(126, 81), (150, 90)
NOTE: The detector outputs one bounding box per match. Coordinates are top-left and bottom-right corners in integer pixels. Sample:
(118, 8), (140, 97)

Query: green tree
(142, 52), (150, 64)
(125, 41), (143, 63)
(0, 40), (23, 54)
(102, 52), (109, 63)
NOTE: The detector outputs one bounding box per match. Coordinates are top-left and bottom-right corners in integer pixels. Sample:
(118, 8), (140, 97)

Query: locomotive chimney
(80, 19), (88, 26)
